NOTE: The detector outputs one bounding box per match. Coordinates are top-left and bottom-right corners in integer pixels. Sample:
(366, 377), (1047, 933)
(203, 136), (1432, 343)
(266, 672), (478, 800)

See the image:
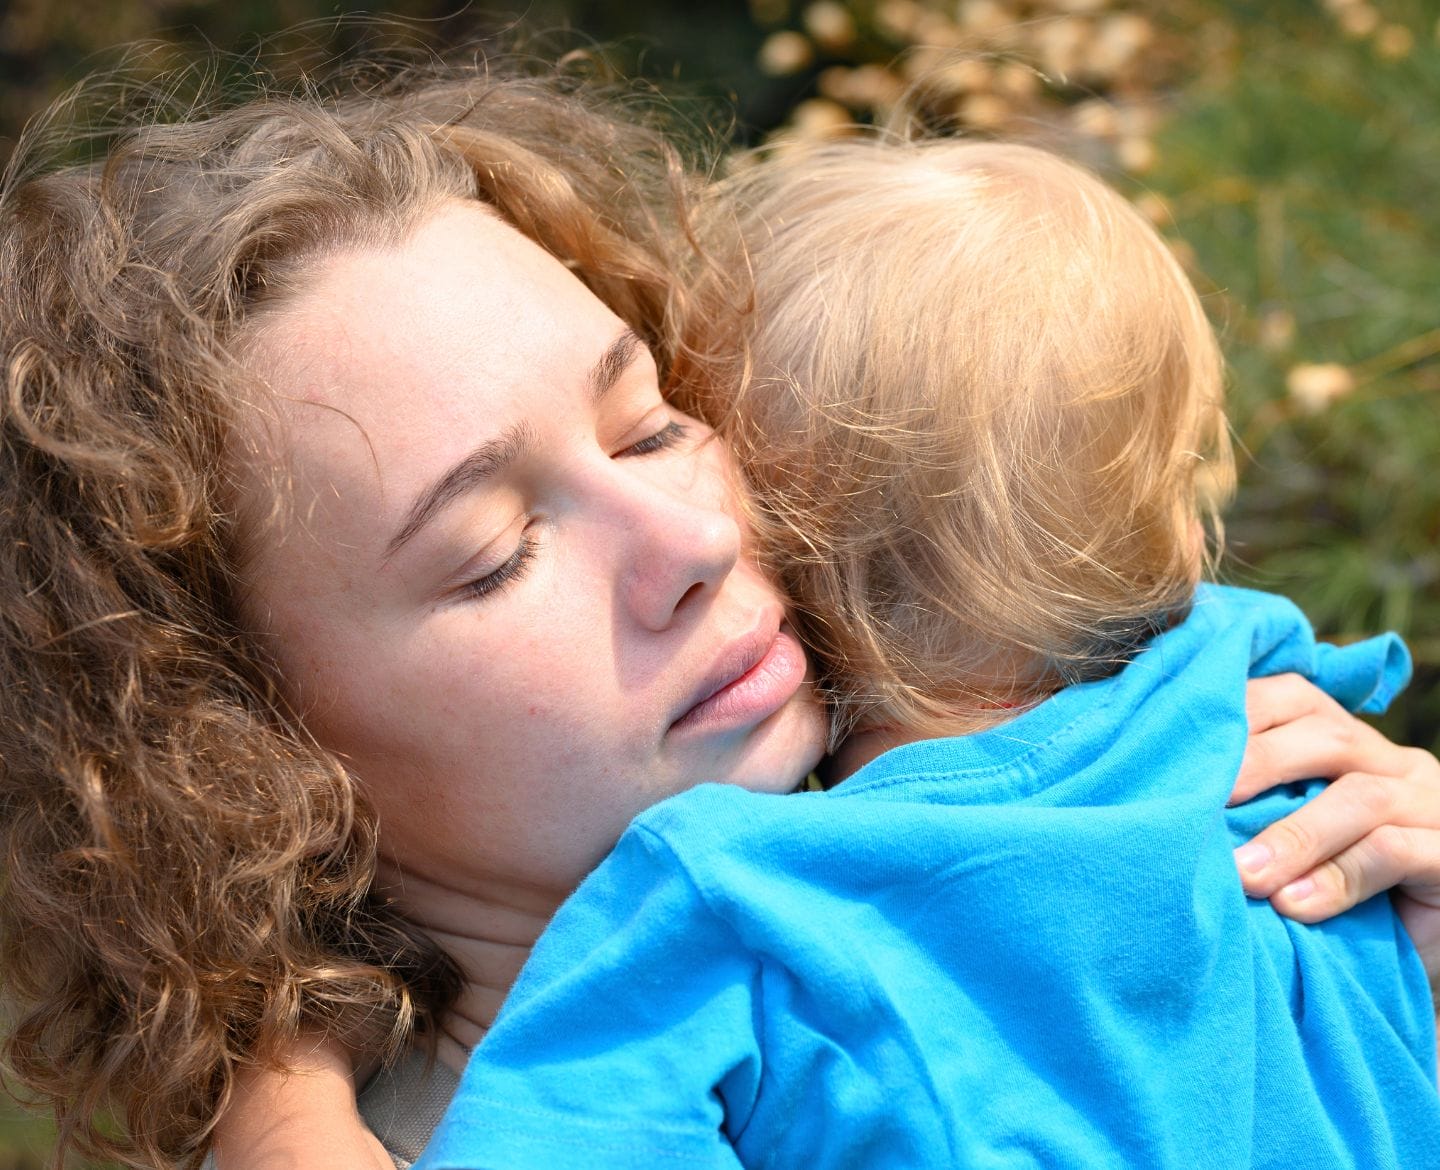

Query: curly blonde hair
(0, 48), (706, 1169)
(677, 138), (1235, 741)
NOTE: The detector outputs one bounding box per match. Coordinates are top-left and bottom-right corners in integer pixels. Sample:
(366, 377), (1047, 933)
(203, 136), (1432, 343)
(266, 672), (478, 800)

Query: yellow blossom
(1374, 24), (1414, 59)
(1338, 4), (1381, 37)
(1286, 363), (1356, 412)
(804, 1), (857, 52)
(758, 30), (815, 75)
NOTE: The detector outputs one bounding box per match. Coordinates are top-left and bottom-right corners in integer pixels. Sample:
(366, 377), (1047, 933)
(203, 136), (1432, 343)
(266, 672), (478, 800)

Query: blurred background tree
(1, 0), (1437, 1163)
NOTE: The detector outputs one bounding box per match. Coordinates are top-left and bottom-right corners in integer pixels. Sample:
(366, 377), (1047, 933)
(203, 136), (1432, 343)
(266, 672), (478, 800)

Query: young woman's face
(239, 201), (826, 903)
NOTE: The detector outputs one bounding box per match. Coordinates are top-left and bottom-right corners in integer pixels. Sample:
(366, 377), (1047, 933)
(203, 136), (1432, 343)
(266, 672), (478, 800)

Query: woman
(0, 49), (1435, 1170)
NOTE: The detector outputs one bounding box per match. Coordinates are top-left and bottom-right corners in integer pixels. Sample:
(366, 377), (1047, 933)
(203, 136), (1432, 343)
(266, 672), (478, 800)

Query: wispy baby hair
(682, 138), (1234, 740)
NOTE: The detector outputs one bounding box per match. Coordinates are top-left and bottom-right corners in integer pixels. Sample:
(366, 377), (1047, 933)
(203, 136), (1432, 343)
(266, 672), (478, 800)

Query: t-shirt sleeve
(1310, 632), (1412, 714)
(416, 826), (757, 1170)
(1231, 583), (1413, 715)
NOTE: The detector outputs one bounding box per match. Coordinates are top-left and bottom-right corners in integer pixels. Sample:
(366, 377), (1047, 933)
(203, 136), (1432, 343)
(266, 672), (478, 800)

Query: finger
(1244, 673), (1348, 735)
(1236, 674), (1363, 804)
(1234, 769), (1413, 897)
(1267, 825), (1440, 925)
(1231, 710), (1400, 805)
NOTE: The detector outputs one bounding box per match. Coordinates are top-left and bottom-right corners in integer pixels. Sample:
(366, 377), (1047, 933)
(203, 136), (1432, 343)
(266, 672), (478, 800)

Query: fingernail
(1234, 842), (1272, 874)
(1282, 876), (1316, 902)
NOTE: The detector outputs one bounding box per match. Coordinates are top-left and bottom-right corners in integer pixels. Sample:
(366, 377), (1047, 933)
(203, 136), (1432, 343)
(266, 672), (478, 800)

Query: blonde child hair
(679, 138), (1235, 741)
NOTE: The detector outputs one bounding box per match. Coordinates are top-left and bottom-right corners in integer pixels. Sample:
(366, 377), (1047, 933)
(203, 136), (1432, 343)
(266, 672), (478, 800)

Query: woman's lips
(670, 626), (808, 736)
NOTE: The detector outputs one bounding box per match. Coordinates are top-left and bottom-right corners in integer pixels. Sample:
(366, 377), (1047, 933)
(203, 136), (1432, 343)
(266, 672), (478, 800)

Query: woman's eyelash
(462, 534), (537, 600)
(622, 420), (687, 456)
(458, 421), (683, 602)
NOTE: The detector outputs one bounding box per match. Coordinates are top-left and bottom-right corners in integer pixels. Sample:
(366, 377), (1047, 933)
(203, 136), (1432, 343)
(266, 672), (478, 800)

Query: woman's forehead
(243, 204), (620, 446)
(231, 201), (637, 555)
(262, 205), (617, 395)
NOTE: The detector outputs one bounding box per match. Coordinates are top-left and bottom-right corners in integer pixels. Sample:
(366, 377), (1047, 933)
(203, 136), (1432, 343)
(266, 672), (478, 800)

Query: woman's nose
(614, 468), (745, 632)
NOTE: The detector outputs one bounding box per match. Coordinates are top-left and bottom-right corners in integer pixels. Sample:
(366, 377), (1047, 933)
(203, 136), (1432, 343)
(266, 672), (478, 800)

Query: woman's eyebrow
(384, 329), (644, 560)
(589, 328), (644, 404)
(385, 422), (535, 558)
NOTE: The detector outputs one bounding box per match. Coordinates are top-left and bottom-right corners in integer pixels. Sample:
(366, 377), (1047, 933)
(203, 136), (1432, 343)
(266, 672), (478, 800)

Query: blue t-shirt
(419, 586), (1439, 1170)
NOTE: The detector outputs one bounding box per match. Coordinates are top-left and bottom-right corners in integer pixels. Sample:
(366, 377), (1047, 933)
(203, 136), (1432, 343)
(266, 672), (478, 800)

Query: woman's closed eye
(460, 533), (539, 601)
(618, 420), (687, 458)
(459, 420), (688, 602)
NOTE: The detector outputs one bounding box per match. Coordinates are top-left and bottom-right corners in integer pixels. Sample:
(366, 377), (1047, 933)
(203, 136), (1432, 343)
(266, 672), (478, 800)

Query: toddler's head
(684, 138), (1234, 739)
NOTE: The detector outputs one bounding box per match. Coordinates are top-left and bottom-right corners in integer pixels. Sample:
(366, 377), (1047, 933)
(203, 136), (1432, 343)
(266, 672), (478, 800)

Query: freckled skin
(238, 202), (827, 906)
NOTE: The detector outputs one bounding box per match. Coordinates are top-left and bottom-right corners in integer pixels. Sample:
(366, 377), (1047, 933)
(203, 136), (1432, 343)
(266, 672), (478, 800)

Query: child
(411, 140), (1440, 1168)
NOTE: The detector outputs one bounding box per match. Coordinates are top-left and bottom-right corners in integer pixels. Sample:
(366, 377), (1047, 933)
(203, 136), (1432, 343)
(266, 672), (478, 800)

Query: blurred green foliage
(1, 0), (1437, 1164)
(1149, 0), (1440, 754)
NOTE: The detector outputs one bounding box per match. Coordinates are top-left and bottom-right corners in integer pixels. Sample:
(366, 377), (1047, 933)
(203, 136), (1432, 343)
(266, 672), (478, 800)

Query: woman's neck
(375, 862), (559, 1073)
